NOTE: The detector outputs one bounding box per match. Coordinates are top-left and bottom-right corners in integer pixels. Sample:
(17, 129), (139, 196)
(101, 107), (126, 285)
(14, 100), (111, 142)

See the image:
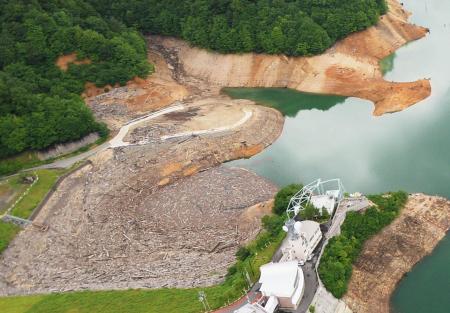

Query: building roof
(259, 261), (304, 298)
(310, 194), (336, 213)
(297, 220), (320, 238)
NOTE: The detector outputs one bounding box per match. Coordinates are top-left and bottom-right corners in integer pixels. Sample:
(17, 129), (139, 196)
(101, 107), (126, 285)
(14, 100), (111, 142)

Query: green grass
(10, 169), (65, 219)
(0, 224), (285, 313)
(0, 176), (29, 214)
(0, 221), (20, 254)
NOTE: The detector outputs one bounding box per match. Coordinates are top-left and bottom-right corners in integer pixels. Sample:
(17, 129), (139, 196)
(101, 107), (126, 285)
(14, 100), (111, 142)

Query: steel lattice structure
(286, 178), (345, 219)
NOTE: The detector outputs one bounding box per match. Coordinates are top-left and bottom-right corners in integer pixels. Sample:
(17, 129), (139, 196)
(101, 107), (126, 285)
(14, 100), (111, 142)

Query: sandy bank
(149, 0), (430, 116)
(343, 194), (450, 313)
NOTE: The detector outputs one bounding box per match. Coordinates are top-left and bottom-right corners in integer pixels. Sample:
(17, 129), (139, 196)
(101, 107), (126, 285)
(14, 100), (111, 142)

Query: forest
(91, 0), (387, 55)
(1, 0), (387, 161)
(0, 0), (151, 159)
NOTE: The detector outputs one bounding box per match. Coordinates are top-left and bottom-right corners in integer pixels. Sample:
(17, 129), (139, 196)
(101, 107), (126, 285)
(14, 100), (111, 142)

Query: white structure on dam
(280, 220), (322, 263)
(286, 178), (345, 218)
(259, 261), (305, 311)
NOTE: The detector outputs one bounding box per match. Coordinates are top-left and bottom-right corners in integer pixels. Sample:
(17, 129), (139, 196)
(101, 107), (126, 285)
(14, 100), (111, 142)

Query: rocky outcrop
(149, 0), (430, 116)
(343, 194), (450, 313)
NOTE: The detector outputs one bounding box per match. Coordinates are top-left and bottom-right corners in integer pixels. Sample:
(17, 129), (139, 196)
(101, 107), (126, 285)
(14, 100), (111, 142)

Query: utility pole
(198, 291), (211, 312)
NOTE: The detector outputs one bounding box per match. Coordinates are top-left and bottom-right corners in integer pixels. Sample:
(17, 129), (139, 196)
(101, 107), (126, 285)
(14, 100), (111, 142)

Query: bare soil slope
(343, 194), (450, 313)
(150, 0), (430, 116)
(84, 51), (189, 130)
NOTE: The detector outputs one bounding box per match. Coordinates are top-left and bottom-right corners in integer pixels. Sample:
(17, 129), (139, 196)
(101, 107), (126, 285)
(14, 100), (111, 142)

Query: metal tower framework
(286, 178), (345, 219)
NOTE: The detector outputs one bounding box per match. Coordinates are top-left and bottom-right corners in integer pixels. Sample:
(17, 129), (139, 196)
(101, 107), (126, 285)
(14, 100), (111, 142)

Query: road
(32, 103), (255, 170)
(30, 104), (185, 170)
(109, 104), (184, 147)
(161, 109), (252, 141)
(326, 197), (370, 239)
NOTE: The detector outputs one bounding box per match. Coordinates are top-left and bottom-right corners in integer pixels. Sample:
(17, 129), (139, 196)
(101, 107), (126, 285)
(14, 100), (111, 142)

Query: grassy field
(10, 169), (65, 219)
(0, 221), (20, 254)
(0, 229), (285, 313)
(0, 175), (30, 214)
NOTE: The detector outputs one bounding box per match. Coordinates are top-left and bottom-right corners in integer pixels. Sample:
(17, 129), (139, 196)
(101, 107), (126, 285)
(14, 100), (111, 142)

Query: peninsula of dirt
(148, 0), (430, 116)
(343, 194), (450, 313)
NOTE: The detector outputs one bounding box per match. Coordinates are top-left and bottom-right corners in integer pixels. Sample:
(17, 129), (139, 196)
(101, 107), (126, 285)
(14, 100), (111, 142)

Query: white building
(281, 220), (322, 263)
(258, 261), (305, 311)
(310, 190), (339, 215)
(234, 297), (279, 313)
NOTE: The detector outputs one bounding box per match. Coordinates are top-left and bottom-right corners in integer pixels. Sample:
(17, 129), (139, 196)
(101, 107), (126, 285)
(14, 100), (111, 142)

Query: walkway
(161, 109), (252, 141)
(30, 104), (185, 170)
(327, 197), (370, 239)
(110, 104), (184, 148)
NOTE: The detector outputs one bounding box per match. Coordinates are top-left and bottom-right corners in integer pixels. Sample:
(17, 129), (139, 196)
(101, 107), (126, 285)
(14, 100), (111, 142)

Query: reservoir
(225, 0), (450, 312)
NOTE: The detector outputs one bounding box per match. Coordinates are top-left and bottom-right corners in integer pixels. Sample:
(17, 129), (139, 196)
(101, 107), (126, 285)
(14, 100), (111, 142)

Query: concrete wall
(37, 133), (99, 160)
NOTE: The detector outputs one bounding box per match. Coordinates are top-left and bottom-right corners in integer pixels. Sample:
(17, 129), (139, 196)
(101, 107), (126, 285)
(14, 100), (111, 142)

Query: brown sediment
(83, 51), (189, 130)
(55, 52), (91, 71)
(343, 194), (450, 313)
(233, 144), (264, 159)
(149, 0), (430, 116)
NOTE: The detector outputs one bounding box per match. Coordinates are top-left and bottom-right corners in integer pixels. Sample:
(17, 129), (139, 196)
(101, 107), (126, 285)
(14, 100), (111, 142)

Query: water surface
(225, 0), (450, 311)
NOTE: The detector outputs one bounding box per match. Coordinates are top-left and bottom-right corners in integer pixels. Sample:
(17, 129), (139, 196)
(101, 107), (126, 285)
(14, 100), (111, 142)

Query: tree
(273, 183), (303, 215)
(262, 215), (284, 237)
(299, 203), (320, 220)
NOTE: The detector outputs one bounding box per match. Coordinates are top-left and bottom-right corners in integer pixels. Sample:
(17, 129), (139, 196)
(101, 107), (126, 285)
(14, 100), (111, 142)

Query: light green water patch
(379, 52), (396, 75)
(223, 88), (346, 117)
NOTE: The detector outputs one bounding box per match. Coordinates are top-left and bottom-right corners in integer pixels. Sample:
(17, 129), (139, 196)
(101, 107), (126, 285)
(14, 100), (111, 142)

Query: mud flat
(149, 0), (430, 116)
(0, 98), (283, 295)
(343, 194), (450, 313)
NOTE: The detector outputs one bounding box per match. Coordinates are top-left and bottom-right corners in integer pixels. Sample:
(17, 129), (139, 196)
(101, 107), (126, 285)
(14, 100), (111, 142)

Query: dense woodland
(1, 0), (387, 161)
(92, 0), (387, 55)
(0, 0), (151, 159)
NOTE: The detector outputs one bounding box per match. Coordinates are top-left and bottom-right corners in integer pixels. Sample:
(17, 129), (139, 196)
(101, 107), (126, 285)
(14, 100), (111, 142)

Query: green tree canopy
(0, 0), (152, 159)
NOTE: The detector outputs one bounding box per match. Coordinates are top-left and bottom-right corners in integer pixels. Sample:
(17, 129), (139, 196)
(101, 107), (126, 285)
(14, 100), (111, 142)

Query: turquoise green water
(391, 235), (450, 313)
(225, 0), (450, 312)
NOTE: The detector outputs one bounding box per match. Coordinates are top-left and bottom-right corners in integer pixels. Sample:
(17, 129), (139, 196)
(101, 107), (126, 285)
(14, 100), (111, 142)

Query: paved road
(327, 197), (370, 239)
(28, 104), (185, 171)
(296, 259), (319, 313)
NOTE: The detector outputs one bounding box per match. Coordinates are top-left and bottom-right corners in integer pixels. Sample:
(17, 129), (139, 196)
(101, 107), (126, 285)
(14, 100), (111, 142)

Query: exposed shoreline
(147, 0), (430, 116)
(343, 194), (450, 313)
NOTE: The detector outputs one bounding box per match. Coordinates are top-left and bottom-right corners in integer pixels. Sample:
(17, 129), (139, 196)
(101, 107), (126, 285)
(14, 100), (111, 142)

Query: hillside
(90, 0), (387, 56)
(0, 0), (390, 162)
(0, 0), (152, 159)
